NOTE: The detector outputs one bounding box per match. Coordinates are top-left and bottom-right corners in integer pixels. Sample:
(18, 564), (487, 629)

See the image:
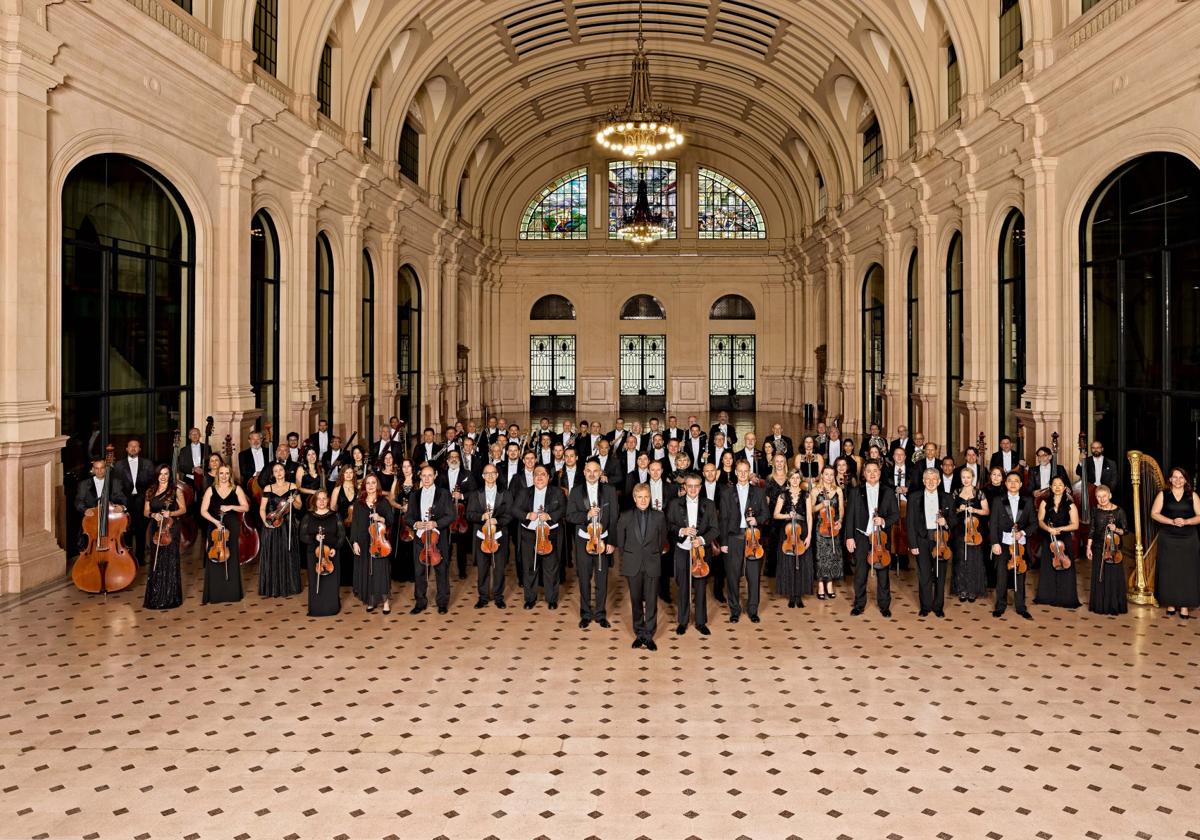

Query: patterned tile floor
(1, 552), (1197, 840)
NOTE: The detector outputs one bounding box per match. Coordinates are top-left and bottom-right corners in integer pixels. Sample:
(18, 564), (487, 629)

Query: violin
(1050, 534), (1071, 570)
(480, 505), (500, 555)
(868, 520), (891, 570)
(817, 491), (840, 537)
(1007, 526), (1027, 574)
(397, 495), (414, 542)
(934, 519), (952, 562)
(72, 445), (137, 594)
(963, 501), (983, 546)
(782, 507), (807, 555)
(1101, 527), (1121, 565)
(535, 505), (553, 557)
(451, 489), (469, 534)
(368, 503), (392, 558)
(690, 541), (709, 577)
(264, 489), (298, 527)
(419, 508), (442, 567)
(585, 505), (605, 555)
(743, 506), (764, 560)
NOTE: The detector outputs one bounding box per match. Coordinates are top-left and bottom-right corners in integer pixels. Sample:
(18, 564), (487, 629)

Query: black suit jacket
(766, 434), (793, 458)
(112, 456), (155, 501)
(845, 483), (901, 547)
(177, 443), (210, 476)
(684, 435), (708, 466)
(664, 427), (687, 444)
(989, 493), (1036, 546)
(709, 423), (737, 448)
(435, 466), (475, 499)
(905, 488), (959, 543)
(513, 484), (567, 541)
(74, 475), (129, 513)
(411, 441), (442, 469)
(988, 450), (1023, 474)
(665, 494), (719, 551)
(884, 462), (918, 495)
(406, 484), (456, 531)
(736, 447), (769, 479)
(613, 508), (668, 577)
(717, 482), (769, 542)
(1029, 463), (1070, 493)
(566, 481), (620, 537)
(556, 462), (585, 494)
(370, 438), (402, 466)
(320, 448), (349, 478)
(466, 486), (512, 541)
(1076, 456), (1120, 490)
(889, 437), (917, 463)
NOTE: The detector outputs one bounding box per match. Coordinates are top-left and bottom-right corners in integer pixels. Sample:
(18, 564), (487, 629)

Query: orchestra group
(73, 411), (1200, 650)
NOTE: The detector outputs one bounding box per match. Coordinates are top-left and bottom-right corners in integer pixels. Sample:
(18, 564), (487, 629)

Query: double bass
(224, 434), (260, 564)
(247, 422), (272, 508)
(73, 445), (137, 594)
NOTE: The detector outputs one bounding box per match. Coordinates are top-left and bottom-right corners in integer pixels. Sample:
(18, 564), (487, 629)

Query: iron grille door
(619, 334), (666, 413)
(529, 334), (576, 413)
(709, 334), (756, 411)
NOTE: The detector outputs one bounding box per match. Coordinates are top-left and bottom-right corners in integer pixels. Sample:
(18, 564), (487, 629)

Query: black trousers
(708, 538), (726, 601)
(722, 534), (762, 618)
(658, 546), (673, 600)
(452, 530), (472, 577)
(674, 547), (708, 627)
(625, 571), (659, 640)
(520, 531), (560, 605)
(852, 542), (891, 612)
(994, 552), (1028, 612)
(413, 533), (450, 609)
(574, 536), (611, 620)
(475, 536), (508, 600)
(914, 538), (947, 613)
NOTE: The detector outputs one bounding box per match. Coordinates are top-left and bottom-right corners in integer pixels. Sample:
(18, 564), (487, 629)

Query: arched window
(620, 294), (666, 320)
(520, 168), (587, 240)
(250, 210), (280, 426)
(862, 264), (885, 426)
(530, 294), (576, 320)
(697, 168), (766, 239)
(361, 250), (375, 429)
(61, 154), (194, 476)
(946, 232), (964, 451)
(362, 88), (374, 150)
(398, 119), (419, 183)
(709, 294), (756, 320)
(947, 43), (961, 116)
(317, 41), (333, 118)
(609, 160), (677, 239)
(907, 250), (919, 430)
(999, 210), (1026, 441)
(1082, 152), (1200, 470)
(397, 265), (421, 431)
(315, 233), (334, 425)
(252, 0), (278, 77)
(999, 0), (1023, 76)
(862, 117), (883, 181)
(171, 0), (193, 13)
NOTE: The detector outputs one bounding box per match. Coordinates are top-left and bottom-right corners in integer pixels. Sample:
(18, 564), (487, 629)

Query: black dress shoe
(437, 605), (448, 615)
(992, 609), (1005, 618)
(366, 605), (376, 613)
(935, 610), (945, 618)
(645, 640), (658, 652)
(474, 598), (488, 609)
(1017, 610), (1032, 620)
(881, 609), (892, 618)
(631, 638), (644, 649)
(697, 624), (711, 635)
(730, 614), (740, 624)
(749, 613), (760, 623)
(675, 624), (686, 635)
(495, 599), (506, 609)
(548, 602), (558, 610)
(410, 605), (425, 615)
(579, 618), (590, 629)
(523, 601), (535, 610)
(850, 607), (864, 616)
(919, 609), (929, 617)
(598, 619), (611, 629)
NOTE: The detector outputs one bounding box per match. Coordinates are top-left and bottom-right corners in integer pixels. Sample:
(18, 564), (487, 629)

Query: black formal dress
(950, 490), (989, 600)
(982, 483), (1005, 589)
(774, 489), (811, 601)
(143, 492), (183, 609)
(1155, 491), (1200, 609)
(350, 498), (396, 609)
(392, 479), (416, 582)
(301, 511), (345, 616)
(1033, 495), (1080, 608)
(332, 485), (357, 586)
(1088, 506), (1128, 615)
(763, 475), (788, 578)
(258, 489), (301, 597)
(202, 488), (243, 604)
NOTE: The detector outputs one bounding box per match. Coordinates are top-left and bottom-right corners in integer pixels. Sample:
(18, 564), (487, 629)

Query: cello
(248, 421), (271, 508)
(224, 435), (260, 564)
(73, 445), (137, 594)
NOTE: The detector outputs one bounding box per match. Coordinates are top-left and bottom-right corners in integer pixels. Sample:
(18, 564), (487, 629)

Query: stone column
(440, 241), (461, 424)
(820, 247), (844, 423)
(955, 192), (990, 456)
(0, 8), (66, 592)
(340, 215), (366, 435)
(378, 231), (401, 423)
(286, 192), (319, 436)
(913, 215), (942, 446)
(838, 253), (858, 432)
(880, 231), (905, 435)
(423, 250), (444, 427)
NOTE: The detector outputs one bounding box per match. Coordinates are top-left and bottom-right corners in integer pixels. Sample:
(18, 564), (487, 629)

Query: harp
(1126, 450), (1164, 606)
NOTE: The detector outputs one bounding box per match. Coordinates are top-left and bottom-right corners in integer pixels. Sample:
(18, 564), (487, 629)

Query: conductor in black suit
(566, 460), (619, 629)
(614, 483), (667, 650)
(408, 464), (456, 614)
(112, 439), (155, 563)
(666, 473), (719, 635)
(514, 464), (567, 609)
(846, 461), (901, 617)
(990, 470), (1035, 619)
(719, 460), (769, 623)
(906, 468), (959, 617)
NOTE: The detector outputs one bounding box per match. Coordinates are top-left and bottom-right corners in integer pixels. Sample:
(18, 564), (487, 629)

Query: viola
(480, 505), (500, 555)
(72, 445), (137, 594)
(868, 524), (891, 570)
(419, 508), (442, 567)
(1007, 526), (1027, 574)
(782, 507), (806, 555)
(743, 506), (764, 560)
(690, 541), (709, 577)
(817, 491), (841, 538)
(535, 505), (554, 557)
(368, 504), (392, 558)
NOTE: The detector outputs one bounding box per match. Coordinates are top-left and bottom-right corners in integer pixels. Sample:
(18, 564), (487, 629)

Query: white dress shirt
(941, 474), (954, 493)
(190, 442), (202, 465)
(677, 496), (700, 550)
(127, 456), (140, 495)
(526, 488), (559, 530)
(924, 490), (939, 529)
(649, 479), (664, 510)
(317, 430), (329, 456)
(419, 486), (437, 525)
(475, 486), (502, 540)
(250, 447), (264, 473)
(1000, 495), (1025, 545)
(827, 440), (842, 463)
(577, 482), (607, 539)
(736, 483), (750, 528)
(1092, 456), (1105, 485)
(864, 483), (881, 534)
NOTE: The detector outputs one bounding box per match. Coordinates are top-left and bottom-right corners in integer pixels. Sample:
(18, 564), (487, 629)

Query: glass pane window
(862, 264), (885, 425)
(520, 167), (587, 240)
(250, 211), (280, 424)
(946, 233), (964, 450)
(317, 42), (333, 118)
(608, 160), (677, 239)
(998, 211), (1026, 439)
(999, 0), (1023, 77)
(862, 118), (883, 181)
(697, 167), (766, 239)
(315, 233), (334, 426)
(907, 251), (919, 430)
(253, 0), (278, 77)
(399, 120), (419, 183)
(947, 44), (961, 116)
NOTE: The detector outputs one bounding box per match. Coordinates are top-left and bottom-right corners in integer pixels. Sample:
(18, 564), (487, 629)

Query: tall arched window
(361, 250), (375, 429)
(999, 0), (1023, 76)
(1082, 152), (1200, 471)
(907, 250), (919, 430)
(710, 295), (756, 320)
(530, 294), (576, 320)
(862, 264), (885, 426)
(398, 119), (419, 183)
(946, 232), (964, 451)
(946, 44), (961, 117)
(315, 233), (335, 425)
(397, 265), (421, 431)
(316, 41), (333, 118)
(252, 0), (278, 77)
(250, 210), (280, 426)
(862, 117), (883, 181)
(620, 295), (666, 320)
(520, 168), (587, 240)
(999, 210), (1026, 441)
(61, 154), (194, 477)
(697, 168), (766, 239)
(362, 88), (374, 150)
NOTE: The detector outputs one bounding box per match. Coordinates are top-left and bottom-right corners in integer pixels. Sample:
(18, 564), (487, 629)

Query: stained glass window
(697, 168), (766, 239)
(608, 160), (677, 239)
(519, 167), (587, 240)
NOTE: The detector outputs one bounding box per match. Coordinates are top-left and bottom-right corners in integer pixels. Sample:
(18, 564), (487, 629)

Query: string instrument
(891, 477), (910, 557)
(451, 483), (469, 534)
(151, 429), (183, 551)
(782, 506), (807, 555)
(1101, 524), (1122, 565)
(264, 489), (298, 527)
(248, 421), (272, 506)
(368, 503), (392, 559)
(585, 505), (605, 555)
(224, 434), (260, 564)
(207, 514), (231, 580)
(817, 490), (841, 538)
(934, 516), (952, 563)
(397, 495), (415, 542)
(73, 445), (137, 594)
(1007, 525), (1027, 574)
(1034, 431), (1060, 509)
(535, 505), (554, 557)
(1050, 533), (1071, 570)
(418, 508), (442, 567)
(867, 513), (891, 570)
(690, 539), (709, 577)
(314, 526), (334, 578)
(963, 500), (983, 546)
(192, 415), (214, 496)
(743, 506), (764, 560)
(1074, 431), (1098, 524)
(480, 504), (500, 555)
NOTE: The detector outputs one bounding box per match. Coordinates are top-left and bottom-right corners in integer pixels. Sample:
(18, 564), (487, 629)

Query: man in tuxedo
(886, 446), (915, 497)
(643, 418), (664, 451)
(409, 465), (456, 614)
(814, 421), (828, 456)
(606, 418), (628, 453)
(177, 427), (209, 477)
(708, 431), (730, 468)
(558, 448), (584, 495)
(261, 442), (297, 486)
(737, 432), (767, 480)
(307, 418), (331, 459)
(594, 439), (619, 485)
(824, 425), (844, 465)
(938, 456), (957, 494)
(559, 420), (577, 452)
(667, 473), (719, 636)
(238, 431), (268, 488)
(567, 460), (620, 629)
(685, 424), (708, 468)
(890, 425), (916, 464)
(767, 423), (793, 460)
(1076, 439), (1120, 493)
(321, 435), (348, 481)
(74, 458), (130, 549)
(618, 433), (642, 480)
(437, 450), (475, 580)
(1029, 446), (1069, 493)
(700, 461), (726, 602)
(709, 411), (737, 448)
(989, 435), (1022, 474)
(483, 417), (501, 446)
(866, 422), (888, 456)
(906, 468), (958, 617)
(916, 441), (940, 474)
(719, 460), (768, 623)
(664, 415), (686, 444)
(515, 465), (566, 609)
(466, 463), (511, 609)
(286, 432), (302, 466)
(991, 470), (1035, 619)
(614, 483), (667, 650)
(624, 452), (652, 509)
(412, 427), (441, 469)
(459, 437), (483, 481)
(112, 438), (155, 564)
(846, 461), (900, 617)
(372, 423), (400, 466)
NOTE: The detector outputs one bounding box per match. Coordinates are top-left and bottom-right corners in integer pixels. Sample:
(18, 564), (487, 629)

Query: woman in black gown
(1033, 476), (1081, 608)
(296, 448), (324, 508)
(792, 435), (824, 491)
(330, 465), (359, 586)
(718, 450), (737, 486)
(982, 466), (1006, 590)
(350, 474), (396, 614)
(1151, 468), (1200, 619)
(300, 489), (345, 616)
(258, 463), (302, 597)
(763, 454), (789, 578)
(200, 465), (249, 604)
(951, 466), (989, 602)
(391, 458), (417, 582)
(1086, 484), (1128, 615)
(773, 470), (812, 608)
(143, 464), (186, 609)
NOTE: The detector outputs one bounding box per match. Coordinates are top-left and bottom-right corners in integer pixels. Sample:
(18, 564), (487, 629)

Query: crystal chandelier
(619, 162), (667, 245)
